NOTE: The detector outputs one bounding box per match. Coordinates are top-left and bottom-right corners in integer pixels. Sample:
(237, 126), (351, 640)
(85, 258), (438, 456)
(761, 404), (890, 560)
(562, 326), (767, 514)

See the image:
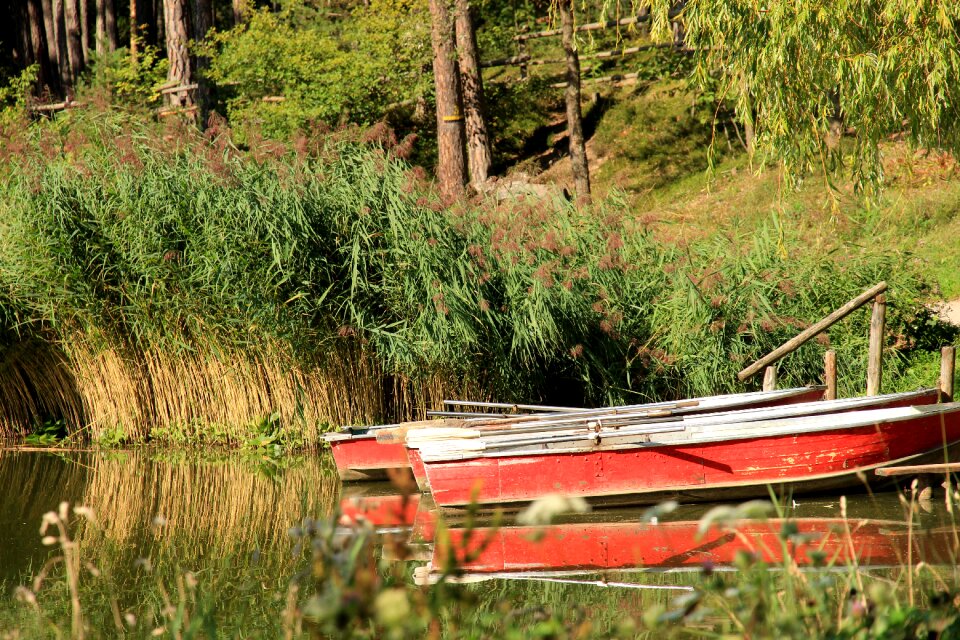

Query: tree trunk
(64, 0), (84, 80)
(104, 0), (117, 51)
(193, 0), (214, 119)
(130, 0), (138, 62)
(79, 0), (89, 63)
(454, 0), (492, 189)
(155, 0), (164, 50)
(559, 0), (591, 206)
(163, 0), (193, 109)
(429, 0), (467, 199)
(41, 0), (63, 94)
(232, 0), (245, 24)
(27, 0), (52, 94)
(95, 0), (105, 56)
(54, 0), (72, 90)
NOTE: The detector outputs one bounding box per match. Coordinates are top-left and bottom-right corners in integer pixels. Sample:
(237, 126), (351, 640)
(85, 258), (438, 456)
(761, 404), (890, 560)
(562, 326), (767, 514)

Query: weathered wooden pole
(866, 294), (886, 396)
(762, 365), (776, 392)
(940, 346), (955, 402)
(824, 350), (837, 401)
(738, 282), (888, 381)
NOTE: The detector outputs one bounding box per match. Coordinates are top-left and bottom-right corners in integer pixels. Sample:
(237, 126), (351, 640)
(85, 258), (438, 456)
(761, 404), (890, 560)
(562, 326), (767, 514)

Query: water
(2, 449), (960, 635)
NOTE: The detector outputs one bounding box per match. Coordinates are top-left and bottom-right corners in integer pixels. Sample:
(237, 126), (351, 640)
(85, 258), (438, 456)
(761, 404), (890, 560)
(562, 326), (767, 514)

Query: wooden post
(738, 282), (888, 381)
(866, 294), (886, 396)
(558, 0), (591, 206)
(941, 346), (955, 402)
(429, 0), (467, 199)
(762, 365), (776, 391)
(824, 350), (837, 401)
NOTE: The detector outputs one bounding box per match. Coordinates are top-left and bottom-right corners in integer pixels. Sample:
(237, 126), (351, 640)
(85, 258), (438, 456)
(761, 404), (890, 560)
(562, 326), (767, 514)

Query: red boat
(419, 396), (956, 509)
(326, 386), (826, 482)
(420, 513), (957, 584)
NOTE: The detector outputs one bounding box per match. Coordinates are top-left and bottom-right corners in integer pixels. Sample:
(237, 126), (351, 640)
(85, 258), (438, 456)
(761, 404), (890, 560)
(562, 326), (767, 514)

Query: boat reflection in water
(337, 486), (960, 589)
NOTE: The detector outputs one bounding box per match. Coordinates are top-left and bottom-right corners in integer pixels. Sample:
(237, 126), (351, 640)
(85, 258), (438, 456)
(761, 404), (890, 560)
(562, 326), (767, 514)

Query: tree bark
(104, 0), (117, 51)
(54, 0), (72, 90)
(41, 0), (63, 94)
(429, 0), (467, 199)
(193, 0), (214, 119)
(27, 0), (52, 94)
(95, 0), (105, 56)
(130, 0), (138, 62)
(559, 0), (591, 206)
(79, 0), (89, 63)
(64, 0), (84, 80)
(454, 0), (492, 189)
(232, 0), (245, 24)
(163, 0), (193, 109)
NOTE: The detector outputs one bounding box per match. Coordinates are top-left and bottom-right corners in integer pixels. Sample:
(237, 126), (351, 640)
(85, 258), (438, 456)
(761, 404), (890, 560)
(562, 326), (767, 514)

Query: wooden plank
(515, 7), (682, 41)
(866, 294), (886, 395)
(876, 463), (960, 477)
(824, 350), (837, 401)
(941, 346), (955, 402)
(482, 42), (675, 69)
(762, 365), (777, 391)
(159, 83), (198, 95)
(737, 282), (888, 381)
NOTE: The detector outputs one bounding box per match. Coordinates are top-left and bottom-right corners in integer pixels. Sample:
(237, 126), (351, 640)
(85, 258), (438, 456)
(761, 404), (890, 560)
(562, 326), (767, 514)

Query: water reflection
(340, 483), (960, 589)
(0, 449), (340, 586)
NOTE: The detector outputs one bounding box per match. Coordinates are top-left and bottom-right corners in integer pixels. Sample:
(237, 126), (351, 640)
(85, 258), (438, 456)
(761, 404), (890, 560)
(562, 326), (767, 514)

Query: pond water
(2, 448), (959, 635)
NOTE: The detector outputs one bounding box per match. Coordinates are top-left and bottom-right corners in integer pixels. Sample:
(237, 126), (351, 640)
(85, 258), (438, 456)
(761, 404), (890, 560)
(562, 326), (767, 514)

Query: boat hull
(424, 409), (960, 508)
(328, 434), (410, 481)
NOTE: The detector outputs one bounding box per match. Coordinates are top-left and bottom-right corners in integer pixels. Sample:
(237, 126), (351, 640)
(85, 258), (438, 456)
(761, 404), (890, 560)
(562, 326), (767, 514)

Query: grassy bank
(0, 110), (952, 445)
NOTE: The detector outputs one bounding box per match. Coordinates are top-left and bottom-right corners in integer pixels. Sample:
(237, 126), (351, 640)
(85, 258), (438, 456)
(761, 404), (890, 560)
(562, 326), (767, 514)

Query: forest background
(2, 0), (960, 447)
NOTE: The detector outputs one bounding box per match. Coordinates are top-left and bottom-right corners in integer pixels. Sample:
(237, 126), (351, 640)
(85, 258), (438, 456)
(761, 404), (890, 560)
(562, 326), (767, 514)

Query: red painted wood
(329, 435), (409, 477)
(338, 493), (421, 528)
(408, 448), (429, 491)
(425, 409), (960, 507)
(435, 518), (956, 573)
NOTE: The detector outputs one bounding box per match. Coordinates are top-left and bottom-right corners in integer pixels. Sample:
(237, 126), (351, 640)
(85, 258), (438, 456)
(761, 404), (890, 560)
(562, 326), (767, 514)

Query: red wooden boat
(403, 386), (833, 491)
(420, 514), (957, 584)
(419, 396), (957, 509)
(327, 386), (825, 482)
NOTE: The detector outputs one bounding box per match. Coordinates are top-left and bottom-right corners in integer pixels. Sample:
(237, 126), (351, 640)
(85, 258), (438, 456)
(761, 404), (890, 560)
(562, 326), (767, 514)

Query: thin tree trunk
(104, 0), (117, 51)
(163, 0), (193, 109)
(429, 0), (467, 199)
(27, 0), (52, 94)
(79, 0), (89, 63)
(54, 0), (72, 90)
(95, 0), (105, 55)
(155, 0), (164, 50)
(41, 0), (63, 94)
(193, 0), (213, 119)
(559, 0), (591, 205)
(232, 0), (245, 24)
(454, 0), (492, 189)
(130, 0), (138, 62)
(64, 0), (84, 80)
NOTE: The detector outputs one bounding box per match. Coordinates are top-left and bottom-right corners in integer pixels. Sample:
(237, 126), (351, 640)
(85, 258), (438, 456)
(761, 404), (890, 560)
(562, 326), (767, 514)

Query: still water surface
(2, 449), (959, 630)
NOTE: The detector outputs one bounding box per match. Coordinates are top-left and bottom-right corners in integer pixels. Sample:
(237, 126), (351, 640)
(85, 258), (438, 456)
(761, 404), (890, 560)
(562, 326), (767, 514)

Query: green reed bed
(0, 111), (951, 443)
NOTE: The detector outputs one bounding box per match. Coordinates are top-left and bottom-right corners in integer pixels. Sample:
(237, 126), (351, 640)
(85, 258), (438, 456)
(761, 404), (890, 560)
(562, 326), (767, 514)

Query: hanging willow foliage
(642, 0), (960, 191)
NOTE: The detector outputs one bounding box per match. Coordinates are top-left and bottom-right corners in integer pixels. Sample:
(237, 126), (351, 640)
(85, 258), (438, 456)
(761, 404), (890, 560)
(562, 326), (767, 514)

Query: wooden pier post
(941, 345), (955, 402)
(867, 294), (886, 396)
(824, 350), (837, 400)
(762, 365), (777, 391)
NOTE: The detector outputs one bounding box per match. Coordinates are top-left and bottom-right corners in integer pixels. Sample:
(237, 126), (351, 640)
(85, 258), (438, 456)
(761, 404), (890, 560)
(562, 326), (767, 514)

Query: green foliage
(0, 111), (950, 425)
(204, 3), (431, 140)
(83, 43), (169, 107)
(643, 0), (960, 191)
(23, 419), (67, 446)
(0, 65), (38, 126)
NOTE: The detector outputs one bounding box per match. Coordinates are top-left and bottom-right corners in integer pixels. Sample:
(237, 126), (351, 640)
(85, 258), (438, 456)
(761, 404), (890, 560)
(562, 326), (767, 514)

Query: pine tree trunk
(40, 0), (63, 95)
(193, 0), (213, 119)
(104, 0), (117, 51)
(232, 0), (245, 24)
(429, 0), (467, 199)
(155, 0), (164, 50)
(163, 0), (193, 109)
(559, 0), (590, 206)
(64, 0), (84, 79)
(130, 0), (138, 61)
(454, 0), (492, 189)
(28, 0), (52, 94)
(79, 0), (89, 63)
(54, 0), (72, 90)
(95, 0), (105, 56)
